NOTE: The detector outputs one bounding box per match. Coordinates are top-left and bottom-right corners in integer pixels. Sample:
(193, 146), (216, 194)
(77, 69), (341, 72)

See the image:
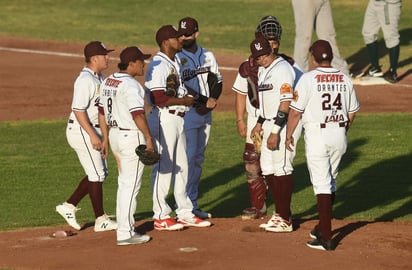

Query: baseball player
(233, 16), (302, 221)
(286, 40), (360, 250)
(248, 35), (302, 233)
(99, 46), (153, 245)
(291, 0), (349, 75)
(360, 0), (402, 83)
(177, 17), (223, 219)
(56, 41), (117, 232)
(144, 25), (212, 231)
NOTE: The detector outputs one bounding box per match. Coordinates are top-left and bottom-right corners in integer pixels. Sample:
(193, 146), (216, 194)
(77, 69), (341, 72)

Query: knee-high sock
(388, 45), (400, 72)
(317, 194), (332, 241)
(88, 181), (104, 218)
(366, 41), (380, 69)
(67, 176), (89, 206)
(276, 175), (293, 221)
(265, 174), (279, 214)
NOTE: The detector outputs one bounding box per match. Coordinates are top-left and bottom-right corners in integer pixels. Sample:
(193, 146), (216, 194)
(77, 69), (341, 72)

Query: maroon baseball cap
(84, 41), (114, 58)
(310, 40), (333, 62)
(250, 37), (272, 59)
(178, 17), (199, 36)
(119, 46), (151, 64)
(156, 25), (180, 46)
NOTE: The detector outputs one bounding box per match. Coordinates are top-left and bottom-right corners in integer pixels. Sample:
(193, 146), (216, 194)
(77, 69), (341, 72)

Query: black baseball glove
(135, 145), (160, 165)
(165, 73), (178, 97)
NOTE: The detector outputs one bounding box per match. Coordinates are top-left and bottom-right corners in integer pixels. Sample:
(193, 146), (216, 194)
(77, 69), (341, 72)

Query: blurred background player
(360, 0), (402, 83)
(56, 41), (117, 232)
(177, 17), (223, 219)
(286, 40), (359, 250)
(291, 0), (349, 75)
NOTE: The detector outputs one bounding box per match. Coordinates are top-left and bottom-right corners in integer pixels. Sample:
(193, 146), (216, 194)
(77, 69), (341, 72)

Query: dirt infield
(1, 37), (411, 270)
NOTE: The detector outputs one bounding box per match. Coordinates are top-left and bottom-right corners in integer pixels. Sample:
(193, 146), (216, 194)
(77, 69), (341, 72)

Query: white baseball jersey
(290, 67), (360, 194)
(99, 72), (147, 241)
(257, 57), (299, 176)
(66, 66), (107, 182)
(69, 67), (102, 126)
(290, 67), (360, 127)
(100, 72), (145, 130)
(145, 51), (194, 221)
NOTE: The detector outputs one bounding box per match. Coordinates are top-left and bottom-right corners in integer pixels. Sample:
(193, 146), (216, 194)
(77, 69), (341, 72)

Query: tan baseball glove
(251, 131), (263, 154)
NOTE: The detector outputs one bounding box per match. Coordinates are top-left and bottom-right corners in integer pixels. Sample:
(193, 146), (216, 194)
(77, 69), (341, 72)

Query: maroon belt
(68, 119), (99, 128)
(168, 110), (185, 117)
(320, 122), (346, 128)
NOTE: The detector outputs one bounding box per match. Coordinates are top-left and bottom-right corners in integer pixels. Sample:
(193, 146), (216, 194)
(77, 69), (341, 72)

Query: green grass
(0, 113), (411, 231)
(0, 0), (411, 72)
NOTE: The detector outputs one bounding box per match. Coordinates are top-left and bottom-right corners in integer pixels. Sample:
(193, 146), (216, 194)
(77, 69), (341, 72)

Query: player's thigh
(67, 126), (106, 181)
(381, 3), (401, 48)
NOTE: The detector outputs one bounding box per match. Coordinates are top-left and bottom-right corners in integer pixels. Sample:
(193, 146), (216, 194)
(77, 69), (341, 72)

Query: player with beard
(177, 17), (223, 219)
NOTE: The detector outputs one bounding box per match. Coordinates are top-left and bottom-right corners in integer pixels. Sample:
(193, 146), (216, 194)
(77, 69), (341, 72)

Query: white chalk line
(1, 46), (410, 86)
(0, 46), (238, 71)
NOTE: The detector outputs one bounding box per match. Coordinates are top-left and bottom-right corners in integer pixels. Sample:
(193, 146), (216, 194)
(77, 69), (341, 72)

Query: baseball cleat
(366, 66), (383, 77)
(264, 217), (293, 232)
(383, 69), (398, 83)
(178, 215), (212, 228)
(94, 214), (117, 232)
(309, 227), (320, 239)
(56, 202), (81, 230)
(306, 238), (334, 251)
(117, 234), (151, 246)
(154, 218), (184, 231)
(259, 212), (282, 229)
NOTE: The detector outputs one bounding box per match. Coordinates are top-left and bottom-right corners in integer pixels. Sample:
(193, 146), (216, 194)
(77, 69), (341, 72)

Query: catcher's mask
(255, 15), (282, 41)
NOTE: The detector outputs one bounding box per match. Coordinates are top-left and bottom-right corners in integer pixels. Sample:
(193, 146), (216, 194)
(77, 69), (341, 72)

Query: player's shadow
(347, 28), (412, 79)
(334, 152), (412, 221)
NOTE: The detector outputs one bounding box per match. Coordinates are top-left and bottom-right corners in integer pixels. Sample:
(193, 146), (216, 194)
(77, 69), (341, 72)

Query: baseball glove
(135, 145), (160, 165)
(251, 131), (263, 154)
(207, 71), (222, 99)
(165, 73), (178, 97)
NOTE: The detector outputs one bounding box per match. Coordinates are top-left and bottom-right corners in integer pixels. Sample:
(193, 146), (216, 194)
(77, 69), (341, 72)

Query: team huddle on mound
(56, 15), (359, 251)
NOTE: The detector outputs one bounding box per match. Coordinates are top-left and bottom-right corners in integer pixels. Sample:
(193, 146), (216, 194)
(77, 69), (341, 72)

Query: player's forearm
(286, 109), (301, 139)
(73, 110), (97, 137)
(133, 114), (153, 146)
(235, 93), (246, 122)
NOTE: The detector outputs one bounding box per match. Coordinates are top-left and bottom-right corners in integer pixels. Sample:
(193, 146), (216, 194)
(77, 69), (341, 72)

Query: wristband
(257, 116), (265, 124)
(271, 124), (281, 134)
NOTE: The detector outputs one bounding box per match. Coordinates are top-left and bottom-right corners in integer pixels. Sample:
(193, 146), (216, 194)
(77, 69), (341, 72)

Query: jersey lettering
(181, 66), (210, 81)
(316, 74), (344, 83)
(104, 78), (122, 88)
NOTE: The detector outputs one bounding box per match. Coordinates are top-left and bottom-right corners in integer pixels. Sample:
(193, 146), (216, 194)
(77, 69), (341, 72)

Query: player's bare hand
(267, 133), (279, 151)
(91, 134), (102, 152)
(206, 97), (217, 109)
(182, 95), (194, 106)
(285, 137), (295, 152)
(237, 119), (247, 138)
(250, 124), (262, 140)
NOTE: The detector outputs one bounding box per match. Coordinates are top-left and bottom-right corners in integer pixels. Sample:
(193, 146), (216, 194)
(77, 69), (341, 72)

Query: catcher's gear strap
(247, 177), (266, 211)
(238, 59), (259, 109)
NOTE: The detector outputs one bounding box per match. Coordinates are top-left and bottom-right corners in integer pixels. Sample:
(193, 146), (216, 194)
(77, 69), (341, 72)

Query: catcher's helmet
(255, 15), (282, 41)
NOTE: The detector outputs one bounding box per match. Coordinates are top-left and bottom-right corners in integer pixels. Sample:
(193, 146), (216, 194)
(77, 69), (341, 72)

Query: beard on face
(182, 38), (196, 49)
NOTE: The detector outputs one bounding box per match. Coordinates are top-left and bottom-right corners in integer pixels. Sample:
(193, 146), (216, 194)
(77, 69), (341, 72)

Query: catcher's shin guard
(247, 177), (267, 211)
(243, 143), (266, 212)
